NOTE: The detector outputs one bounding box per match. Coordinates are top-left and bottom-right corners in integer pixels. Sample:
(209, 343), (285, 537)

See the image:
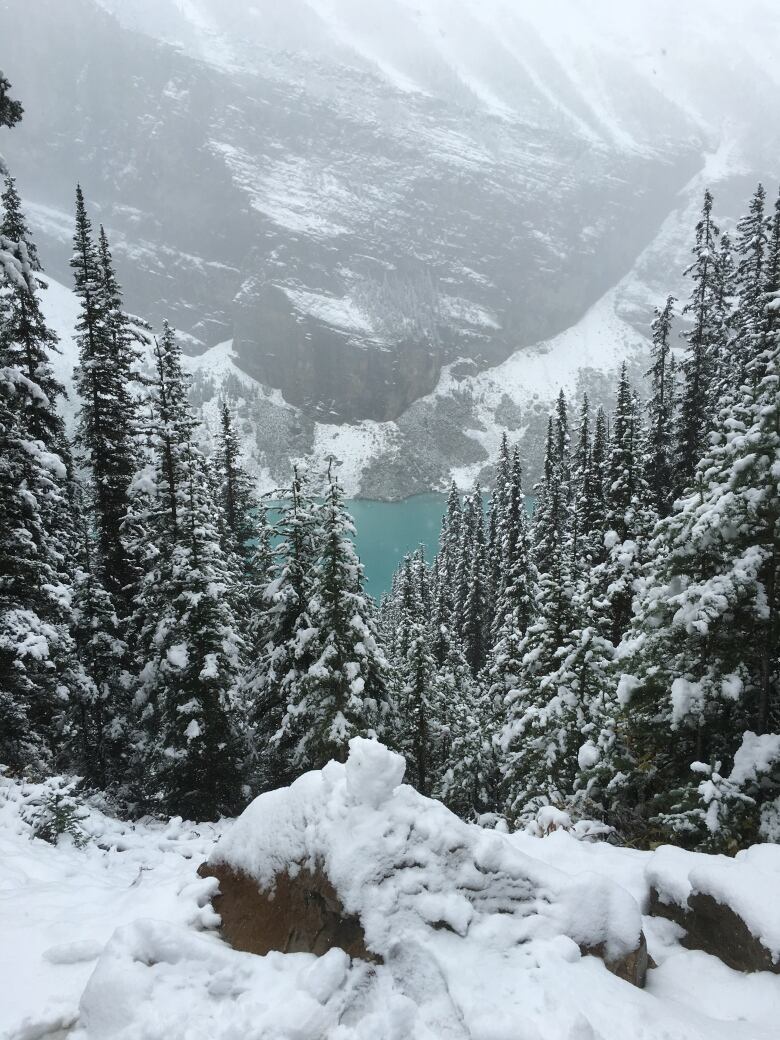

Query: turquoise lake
(347, 493), (449, 601)
(266, 493), (534, 602)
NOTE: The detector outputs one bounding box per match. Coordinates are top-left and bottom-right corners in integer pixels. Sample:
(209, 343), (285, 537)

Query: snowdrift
(3, 758), (780, 1040)
(201, 738), (646, 984)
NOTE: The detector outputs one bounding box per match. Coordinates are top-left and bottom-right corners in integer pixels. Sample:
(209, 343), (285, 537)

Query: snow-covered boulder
(201, 739), (647, 986)
(647, 844), (780, 973)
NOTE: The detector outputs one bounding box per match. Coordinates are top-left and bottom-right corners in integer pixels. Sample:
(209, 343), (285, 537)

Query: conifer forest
(3, 15), (780, 1035)
(2, 68), (779, 855)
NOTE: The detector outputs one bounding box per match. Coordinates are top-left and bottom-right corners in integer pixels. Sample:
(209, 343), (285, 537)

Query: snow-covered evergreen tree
(593, 366), (654, 645)
(214, 401), (256, 570)
(675, 189), (727, 491)
(616, 325), (780, 849)
(69, 500), (127, 788)
(646, 295), (677, 518)
(486, 433), (512, 624)
(282, 464), (394, 772)
(461, 482), (488, 675)
(72, 189), (140, 603)
(394, 551), (443, 794)
(242, 464), (320, 791)
(0, 180), (79, 774)
(733, 184), (771, 378)
(493, 446), (535, 640)
(126, 324), (243, 818)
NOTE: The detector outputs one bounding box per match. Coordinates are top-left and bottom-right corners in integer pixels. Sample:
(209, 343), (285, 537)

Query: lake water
(347, 493), (449, 601)
(267, 493), (534, 602)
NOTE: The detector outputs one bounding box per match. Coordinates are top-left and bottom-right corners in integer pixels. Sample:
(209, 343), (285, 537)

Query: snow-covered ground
(2, 757), (778, 1040)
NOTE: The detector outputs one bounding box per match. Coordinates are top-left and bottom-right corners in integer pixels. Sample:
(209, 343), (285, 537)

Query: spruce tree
(486, 433), (512, 623)
(214, 401), (256, 569)
(675, 189), (726, 491)
(646, 296), (677, 517)
(283, 465), (394, 771)
(0, 179), (82, 775)
(394, 552), (442, 794)
(460, 482), (488, 674)
(126, 324), (243, 818)
(500, 399), (576, 821)
(616, 329), (780, 849)
(734, 183), (770, 376)
(493, 446), (535, 639)
(0, 72), (22, 132)
(72, 189), (139, 602)
(242, 464), (320, 791)
(436, 481), (463, 625)
(69, 501), (127, 788)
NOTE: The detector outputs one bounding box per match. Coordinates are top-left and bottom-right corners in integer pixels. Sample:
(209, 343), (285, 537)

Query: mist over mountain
(2, 0), (779, 493)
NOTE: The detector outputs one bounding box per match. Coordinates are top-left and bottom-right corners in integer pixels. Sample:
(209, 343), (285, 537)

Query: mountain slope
(5, 0), (780, 492)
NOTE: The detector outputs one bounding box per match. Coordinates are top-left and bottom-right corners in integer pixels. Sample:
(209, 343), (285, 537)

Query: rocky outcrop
(582, 932), (648, 988)
(649, 886), (780, 974)
(199, 739), (648, 987)
(197, 861), (378, 962)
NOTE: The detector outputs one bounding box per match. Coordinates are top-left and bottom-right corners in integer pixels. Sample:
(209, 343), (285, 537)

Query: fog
(1, 0), (779, 491)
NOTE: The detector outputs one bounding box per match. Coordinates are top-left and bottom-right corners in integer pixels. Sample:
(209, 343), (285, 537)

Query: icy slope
(2, 761), (779, 1040)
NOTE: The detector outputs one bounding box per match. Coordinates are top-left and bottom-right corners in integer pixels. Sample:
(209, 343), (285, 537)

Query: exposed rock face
(581, 932), (648, 988)
(649, 887), (779, 975)
(199, 738), (648, 987)
(197, 861), (378, 962)
(201, 859), (648, 986)
(0, 0), (714, 424)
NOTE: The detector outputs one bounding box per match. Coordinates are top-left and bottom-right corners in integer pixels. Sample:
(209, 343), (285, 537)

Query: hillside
(3, 0), (779, 494)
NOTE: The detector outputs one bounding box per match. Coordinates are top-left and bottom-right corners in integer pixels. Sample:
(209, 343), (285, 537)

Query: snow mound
(72, 920), (368, 1040)
(647, 843), (780, 962)
(4, 770), (780, 1039)
(209, 738), (642, 964)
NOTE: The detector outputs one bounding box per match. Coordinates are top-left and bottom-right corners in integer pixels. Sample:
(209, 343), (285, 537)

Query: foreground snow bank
(2, 759), (779, 1040)
(208, 739), (643, 968)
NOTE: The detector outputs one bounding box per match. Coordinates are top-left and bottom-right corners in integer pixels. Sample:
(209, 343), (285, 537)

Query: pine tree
(592, 367), (654, 646)
(436, 481), (463, 627)
(437, 664), (497, 819)
(734, 183), (770, 376)
(460, 482), (488, 674)
(0, 72), (23, 132)
(0, 179), (81, 775)
(283, 464), (394, 772)
(569, 394), (597, 579)
(126, 324), (243, 818)
(242, 464), (320, 791)
(486, 433), (512, 623)
(69, 500), (127, 788)
(615, 328), (780, 849)
(586, 406), (609, 561)
(675, 189), (726, 491)
(646, 296), (677, 517)
(214, 401), (256, 569)
(533, 395), (572, 575)
(393, 552), (443, 794)
(493, 446), (535, 639)
(72, 188), (139, 603)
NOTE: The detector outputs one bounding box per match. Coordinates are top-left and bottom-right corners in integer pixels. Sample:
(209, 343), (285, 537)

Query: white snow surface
(2, 753), (780, 1039)
(211, 738), (642, 964)
(647, 842), (780, 963)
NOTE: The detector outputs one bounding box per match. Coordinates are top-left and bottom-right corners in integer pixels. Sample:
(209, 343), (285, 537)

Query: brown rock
(581, 931), (648, 988)
(648, 886), (779, 974)
(197, 861), (380, 962)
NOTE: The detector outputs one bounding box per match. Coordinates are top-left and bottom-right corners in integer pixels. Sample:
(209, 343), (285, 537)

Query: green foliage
(23, 777), (89, 848)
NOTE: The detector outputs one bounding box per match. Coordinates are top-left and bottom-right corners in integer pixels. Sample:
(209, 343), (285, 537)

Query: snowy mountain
(4, 0), (780, 493)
